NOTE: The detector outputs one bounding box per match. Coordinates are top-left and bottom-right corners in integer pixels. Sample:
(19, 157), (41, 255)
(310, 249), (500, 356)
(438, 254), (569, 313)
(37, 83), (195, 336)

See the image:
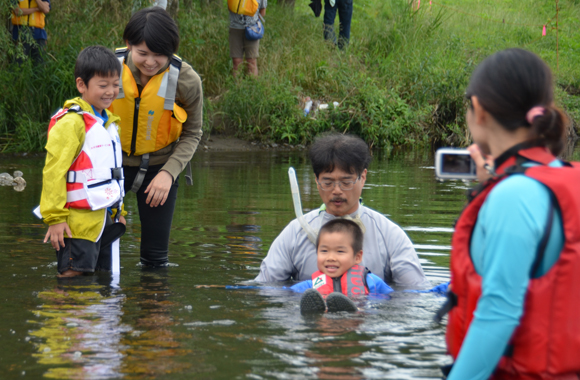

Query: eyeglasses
(316, 177), (361, 191)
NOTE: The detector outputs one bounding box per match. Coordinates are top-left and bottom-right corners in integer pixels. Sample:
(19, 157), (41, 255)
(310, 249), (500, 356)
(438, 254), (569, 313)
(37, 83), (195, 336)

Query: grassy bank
(1, 0), (579, 152)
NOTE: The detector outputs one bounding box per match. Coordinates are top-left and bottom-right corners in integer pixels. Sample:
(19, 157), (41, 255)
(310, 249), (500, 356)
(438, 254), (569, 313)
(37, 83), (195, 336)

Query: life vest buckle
(111, 167), (124, 181)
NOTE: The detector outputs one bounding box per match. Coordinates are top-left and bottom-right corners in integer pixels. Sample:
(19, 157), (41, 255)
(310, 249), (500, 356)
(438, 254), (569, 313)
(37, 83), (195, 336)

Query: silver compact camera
(435, 148), (477, 180)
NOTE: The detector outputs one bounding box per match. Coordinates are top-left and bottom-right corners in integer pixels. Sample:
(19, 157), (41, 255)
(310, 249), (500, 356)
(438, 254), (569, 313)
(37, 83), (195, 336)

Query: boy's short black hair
(309, 133), (372, 178)
(316, 219), (363, 254)
(74, 45), (121, 87)
(123, 7), (179, 57)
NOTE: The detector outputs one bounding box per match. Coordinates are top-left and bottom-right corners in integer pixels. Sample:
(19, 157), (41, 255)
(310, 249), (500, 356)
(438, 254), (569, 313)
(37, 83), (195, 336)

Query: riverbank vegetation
(0, 0), (579, 152)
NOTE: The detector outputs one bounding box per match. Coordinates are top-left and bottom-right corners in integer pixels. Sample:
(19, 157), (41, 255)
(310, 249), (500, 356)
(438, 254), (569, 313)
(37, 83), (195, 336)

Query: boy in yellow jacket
(39, 46), (126, 278)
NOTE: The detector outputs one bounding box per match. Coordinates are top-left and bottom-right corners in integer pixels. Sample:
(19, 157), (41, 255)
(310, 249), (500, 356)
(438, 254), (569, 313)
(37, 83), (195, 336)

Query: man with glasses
(255, 133), (430, 288)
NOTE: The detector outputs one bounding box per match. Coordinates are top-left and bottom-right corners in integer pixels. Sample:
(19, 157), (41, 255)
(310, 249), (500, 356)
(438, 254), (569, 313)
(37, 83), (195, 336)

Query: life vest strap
(130, 153), (150, 193)
(115, 48), (129, 100)
(67, 167), (124, 183)
(158, 56), (182, 111)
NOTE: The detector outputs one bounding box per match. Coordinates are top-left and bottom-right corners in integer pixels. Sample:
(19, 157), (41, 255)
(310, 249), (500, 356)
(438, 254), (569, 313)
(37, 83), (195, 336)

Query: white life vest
(52, 106), (124, 211)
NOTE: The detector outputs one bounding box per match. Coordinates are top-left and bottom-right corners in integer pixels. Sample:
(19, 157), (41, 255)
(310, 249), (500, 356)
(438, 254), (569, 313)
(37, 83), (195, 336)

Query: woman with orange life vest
(443, 49), (580, 379)
(11, 0), (50, 64)
(109, 7), (203, 267)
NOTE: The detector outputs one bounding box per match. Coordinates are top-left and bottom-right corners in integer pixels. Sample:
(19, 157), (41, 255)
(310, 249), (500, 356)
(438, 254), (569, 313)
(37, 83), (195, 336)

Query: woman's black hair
(75, 45), (121, 87)
(309, 133), (372, 178)
(123, 7), (179, 57)
(466, 48), (568, 155)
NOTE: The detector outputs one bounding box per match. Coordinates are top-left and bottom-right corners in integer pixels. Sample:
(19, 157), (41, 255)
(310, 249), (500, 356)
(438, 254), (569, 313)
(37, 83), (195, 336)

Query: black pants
(124, 164), (179, 266)
(14, 39), (46, 65)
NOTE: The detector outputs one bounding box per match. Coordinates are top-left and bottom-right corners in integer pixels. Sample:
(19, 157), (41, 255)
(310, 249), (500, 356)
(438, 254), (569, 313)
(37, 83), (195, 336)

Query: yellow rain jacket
(12, 0), (46, 28)
(40, 98), (124, 242)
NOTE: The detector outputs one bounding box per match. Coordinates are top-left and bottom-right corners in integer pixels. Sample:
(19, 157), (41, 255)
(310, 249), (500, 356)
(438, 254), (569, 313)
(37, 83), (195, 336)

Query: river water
(0, 148), (506, 379)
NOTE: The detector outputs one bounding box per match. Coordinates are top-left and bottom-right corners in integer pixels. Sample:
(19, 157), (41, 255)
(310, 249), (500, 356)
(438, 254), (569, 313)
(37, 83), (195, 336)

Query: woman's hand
(468, 144), (495, 182)
(118, 215), (126, 225)
(144, 170), (174, 207)
(44, 222), (72, 251)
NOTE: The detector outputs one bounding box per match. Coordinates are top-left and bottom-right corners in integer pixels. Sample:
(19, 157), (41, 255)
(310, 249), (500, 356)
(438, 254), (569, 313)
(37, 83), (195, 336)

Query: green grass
(0, 0), (578, 151)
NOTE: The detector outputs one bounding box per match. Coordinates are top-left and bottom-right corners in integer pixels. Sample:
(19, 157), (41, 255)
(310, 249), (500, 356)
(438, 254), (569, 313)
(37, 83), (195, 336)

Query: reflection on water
(120, 269), (197, 377)
(29, 275), (130, 379)
(0, 147), (529, 379)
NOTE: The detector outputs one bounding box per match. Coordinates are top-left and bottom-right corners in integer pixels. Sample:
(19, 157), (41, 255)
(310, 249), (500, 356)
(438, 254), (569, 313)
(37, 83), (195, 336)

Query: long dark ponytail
(466, 48), (568, 155)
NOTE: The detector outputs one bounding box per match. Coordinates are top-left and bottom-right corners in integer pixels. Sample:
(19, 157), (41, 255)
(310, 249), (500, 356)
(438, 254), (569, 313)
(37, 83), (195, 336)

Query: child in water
(39, 46), (126, 277)
(293, 219), (394, 314)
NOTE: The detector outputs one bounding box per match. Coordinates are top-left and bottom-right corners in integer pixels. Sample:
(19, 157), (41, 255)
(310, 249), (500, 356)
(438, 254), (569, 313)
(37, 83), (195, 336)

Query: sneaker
(300, 289), (326, 315)
(326, 292), (358, 313)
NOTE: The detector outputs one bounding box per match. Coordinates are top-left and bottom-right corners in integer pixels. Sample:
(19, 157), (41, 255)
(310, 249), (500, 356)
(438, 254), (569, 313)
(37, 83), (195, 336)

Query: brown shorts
(229, 28), (260, 59)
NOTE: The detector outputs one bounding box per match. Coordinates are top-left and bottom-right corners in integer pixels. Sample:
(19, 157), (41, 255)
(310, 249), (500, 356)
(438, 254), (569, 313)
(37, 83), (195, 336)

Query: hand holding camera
(435, 144), (494, 181)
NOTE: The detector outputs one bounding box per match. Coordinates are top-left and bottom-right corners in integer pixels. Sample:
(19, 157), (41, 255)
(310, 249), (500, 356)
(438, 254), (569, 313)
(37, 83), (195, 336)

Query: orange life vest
(110, 47), (187, 157)
(447, 145), (580, 379)
(311, 264), (369, 296)
(12, 0), (46, 29)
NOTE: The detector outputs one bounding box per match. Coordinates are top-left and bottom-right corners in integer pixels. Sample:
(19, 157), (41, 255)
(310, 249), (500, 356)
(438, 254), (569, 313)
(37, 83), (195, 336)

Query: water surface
(0, 148), (484, 379)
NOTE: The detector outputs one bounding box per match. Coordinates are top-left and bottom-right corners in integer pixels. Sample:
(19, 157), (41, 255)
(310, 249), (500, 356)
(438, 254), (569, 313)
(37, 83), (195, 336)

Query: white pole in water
(111, 237), (121, 288)
(288, 167), (318, 244)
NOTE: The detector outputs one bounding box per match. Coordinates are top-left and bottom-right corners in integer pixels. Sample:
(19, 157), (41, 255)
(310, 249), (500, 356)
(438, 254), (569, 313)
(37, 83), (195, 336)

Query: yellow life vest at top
(12, 0), (46, 28)
(110, 48), (187, 157)
(228, 0), (259, 16)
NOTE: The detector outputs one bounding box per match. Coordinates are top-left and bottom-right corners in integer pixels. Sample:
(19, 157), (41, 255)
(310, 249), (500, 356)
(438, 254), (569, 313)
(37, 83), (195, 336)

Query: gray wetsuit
(255, 205), (431, 288)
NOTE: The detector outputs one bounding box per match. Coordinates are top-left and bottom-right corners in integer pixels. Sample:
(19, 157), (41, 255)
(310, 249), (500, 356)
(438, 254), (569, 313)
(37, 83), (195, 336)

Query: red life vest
(311, 264), (369, 296)
(446, 145), (580, 379)
(48, 106), (124, 211)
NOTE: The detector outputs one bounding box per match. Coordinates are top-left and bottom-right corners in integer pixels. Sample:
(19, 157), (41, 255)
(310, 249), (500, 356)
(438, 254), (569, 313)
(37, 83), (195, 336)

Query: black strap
(441, 364), (453, 378)
(130, 153), (149, 193)
(362, 267), (370, 290)
(530, 193), (555, 278)
(333, 276), (342, 293)
(434, 291), (457, 323)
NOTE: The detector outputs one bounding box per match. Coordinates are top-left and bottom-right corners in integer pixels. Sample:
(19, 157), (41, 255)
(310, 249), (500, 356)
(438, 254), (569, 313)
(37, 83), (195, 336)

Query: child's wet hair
(74, 45), (121, 87)
(123, 7), (179, 57)
(316, 219), (363, 254)
(466, 48), (568, 156)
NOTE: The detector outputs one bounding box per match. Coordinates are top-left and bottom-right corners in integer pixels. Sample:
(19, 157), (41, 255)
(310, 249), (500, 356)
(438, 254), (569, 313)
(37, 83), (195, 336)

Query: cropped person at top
(228, 0), (267, 76)
(109, 7), (203, 267)
(39, 46), (126, 277)
(255, 133), (431, 288)
(323, 0), (352, 50)
(443, 48), (580, 379)
(11, 0), (51, 64)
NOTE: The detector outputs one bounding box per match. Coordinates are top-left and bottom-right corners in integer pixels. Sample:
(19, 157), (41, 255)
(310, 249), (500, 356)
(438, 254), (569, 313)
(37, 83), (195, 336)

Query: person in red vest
(443, 48), (580, 379)
(294, 219), (394, 314)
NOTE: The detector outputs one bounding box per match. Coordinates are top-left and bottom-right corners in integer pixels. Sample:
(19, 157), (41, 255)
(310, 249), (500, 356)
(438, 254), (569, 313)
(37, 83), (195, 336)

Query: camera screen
(441, 154), (474, 174)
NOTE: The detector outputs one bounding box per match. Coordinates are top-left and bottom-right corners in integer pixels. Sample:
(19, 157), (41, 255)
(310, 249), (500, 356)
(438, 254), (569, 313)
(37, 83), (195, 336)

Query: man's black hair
(309, 133), (371, 178)
(74, 45), (121, 87)
(316, 219), (363, 254)
(123, 7), (179, 57)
